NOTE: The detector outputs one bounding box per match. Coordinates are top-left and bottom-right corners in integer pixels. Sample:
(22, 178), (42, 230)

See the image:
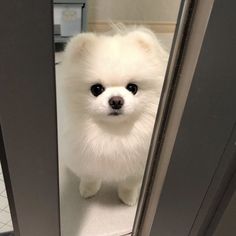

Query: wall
(87, 0), (181, 32)
(88, 0), (181, 22)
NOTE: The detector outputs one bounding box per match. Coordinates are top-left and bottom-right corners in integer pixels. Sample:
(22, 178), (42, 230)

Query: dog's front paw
(79, 179), (101, 198)
(118, 186), (139, 206)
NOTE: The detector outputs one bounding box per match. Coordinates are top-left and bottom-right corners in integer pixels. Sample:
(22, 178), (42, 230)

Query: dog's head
(61, 28), (167, 124)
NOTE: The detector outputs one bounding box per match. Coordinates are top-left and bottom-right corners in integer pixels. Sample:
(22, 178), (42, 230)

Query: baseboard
(88, 21), (176, 33)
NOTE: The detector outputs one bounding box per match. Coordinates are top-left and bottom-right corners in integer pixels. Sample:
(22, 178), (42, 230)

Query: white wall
(88, 0), (181, 23)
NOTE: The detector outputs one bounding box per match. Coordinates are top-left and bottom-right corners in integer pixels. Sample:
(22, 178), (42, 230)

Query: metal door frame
(133, 0), (236, 235)
(0, 0), (60, 236)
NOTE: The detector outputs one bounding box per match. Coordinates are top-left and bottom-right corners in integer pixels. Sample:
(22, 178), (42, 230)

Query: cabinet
(54, 0), (87, 43)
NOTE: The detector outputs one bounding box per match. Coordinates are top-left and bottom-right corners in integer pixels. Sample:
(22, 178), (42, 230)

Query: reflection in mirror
(55, 0), (181, 235)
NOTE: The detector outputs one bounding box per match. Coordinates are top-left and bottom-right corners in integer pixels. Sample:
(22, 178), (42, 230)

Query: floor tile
(0, 196), (9, 210)
(0, 224), (13, 233)
(7, 220), (13, 227)
(3, 206), (10, 213)
(0, 190), (7, 198)
(0, 182), (6, 194)
(0, 211), (11, 224)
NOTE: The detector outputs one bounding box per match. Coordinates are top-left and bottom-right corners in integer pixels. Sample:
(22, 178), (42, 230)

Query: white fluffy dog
(59, 27), (167, 206)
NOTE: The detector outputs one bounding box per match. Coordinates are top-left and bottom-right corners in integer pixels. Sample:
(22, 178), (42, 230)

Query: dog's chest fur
(64, 114), (155, 181)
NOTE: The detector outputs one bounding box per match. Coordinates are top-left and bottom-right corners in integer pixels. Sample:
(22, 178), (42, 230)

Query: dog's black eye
(90, 84), (105, 97)
(126, 83), (138, 95)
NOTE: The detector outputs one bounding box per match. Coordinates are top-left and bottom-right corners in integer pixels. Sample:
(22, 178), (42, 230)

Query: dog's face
(62, 29), (167, 124)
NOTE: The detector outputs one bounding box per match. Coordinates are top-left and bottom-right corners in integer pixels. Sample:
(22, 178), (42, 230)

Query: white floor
(59, 166), (136, 236)
(56, 33), (174, 236)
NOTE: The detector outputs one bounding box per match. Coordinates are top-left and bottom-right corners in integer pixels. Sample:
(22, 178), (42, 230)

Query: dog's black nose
(109, 96), (124, 110)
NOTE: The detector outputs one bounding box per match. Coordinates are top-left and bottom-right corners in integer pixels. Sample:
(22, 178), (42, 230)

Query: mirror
(54, 0), (181, 235)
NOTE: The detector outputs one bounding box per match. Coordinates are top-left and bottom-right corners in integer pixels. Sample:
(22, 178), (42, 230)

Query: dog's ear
(64, 33), (96, 60)
(127, 28), (161, 53)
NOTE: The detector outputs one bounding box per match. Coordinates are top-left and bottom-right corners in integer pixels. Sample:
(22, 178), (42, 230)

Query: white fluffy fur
(59, 26), (168, 205)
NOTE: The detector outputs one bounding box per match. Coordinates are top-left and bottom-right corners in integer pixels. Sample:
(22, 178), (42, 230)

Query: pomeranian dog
(59, 26), (168, 206)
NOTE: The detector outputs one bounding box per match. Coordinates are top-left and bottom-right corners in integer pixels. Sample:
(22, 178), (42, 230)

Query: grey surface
(212, 188), (236, 236)
(81, 0), (88, 32)
(0, 232), (14, 236)
(0, 1), (60, 236)
(150, 0), (236, 235)
(190, 123), (236, 235)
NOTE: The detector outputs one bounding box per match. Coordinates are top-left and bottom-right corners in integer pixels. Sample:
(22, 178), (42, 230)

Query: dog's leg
(79, 177), (102, 198)
(118, 176), (142, 206)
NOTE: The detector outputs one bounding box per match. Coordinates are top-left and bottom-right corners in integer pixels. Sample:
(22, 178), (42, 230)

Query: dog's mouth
(109, 111), (123, 116)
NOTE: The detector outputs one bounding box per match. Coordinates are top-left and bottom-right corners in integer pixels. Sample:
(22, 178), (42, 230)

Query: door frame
(0, 0), (60, 236)
(134, 0), (236, 235)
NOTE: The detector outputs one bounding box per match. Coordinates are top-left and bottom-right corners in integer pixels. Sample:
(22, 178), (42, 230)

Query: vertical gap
(50, 0), (62, 235)
(0, 124), (20, 236)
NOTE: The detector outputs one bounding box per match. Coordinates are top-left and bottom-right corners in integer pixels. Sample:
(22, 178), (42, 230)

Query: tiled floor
(0, 166), (13, 233)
